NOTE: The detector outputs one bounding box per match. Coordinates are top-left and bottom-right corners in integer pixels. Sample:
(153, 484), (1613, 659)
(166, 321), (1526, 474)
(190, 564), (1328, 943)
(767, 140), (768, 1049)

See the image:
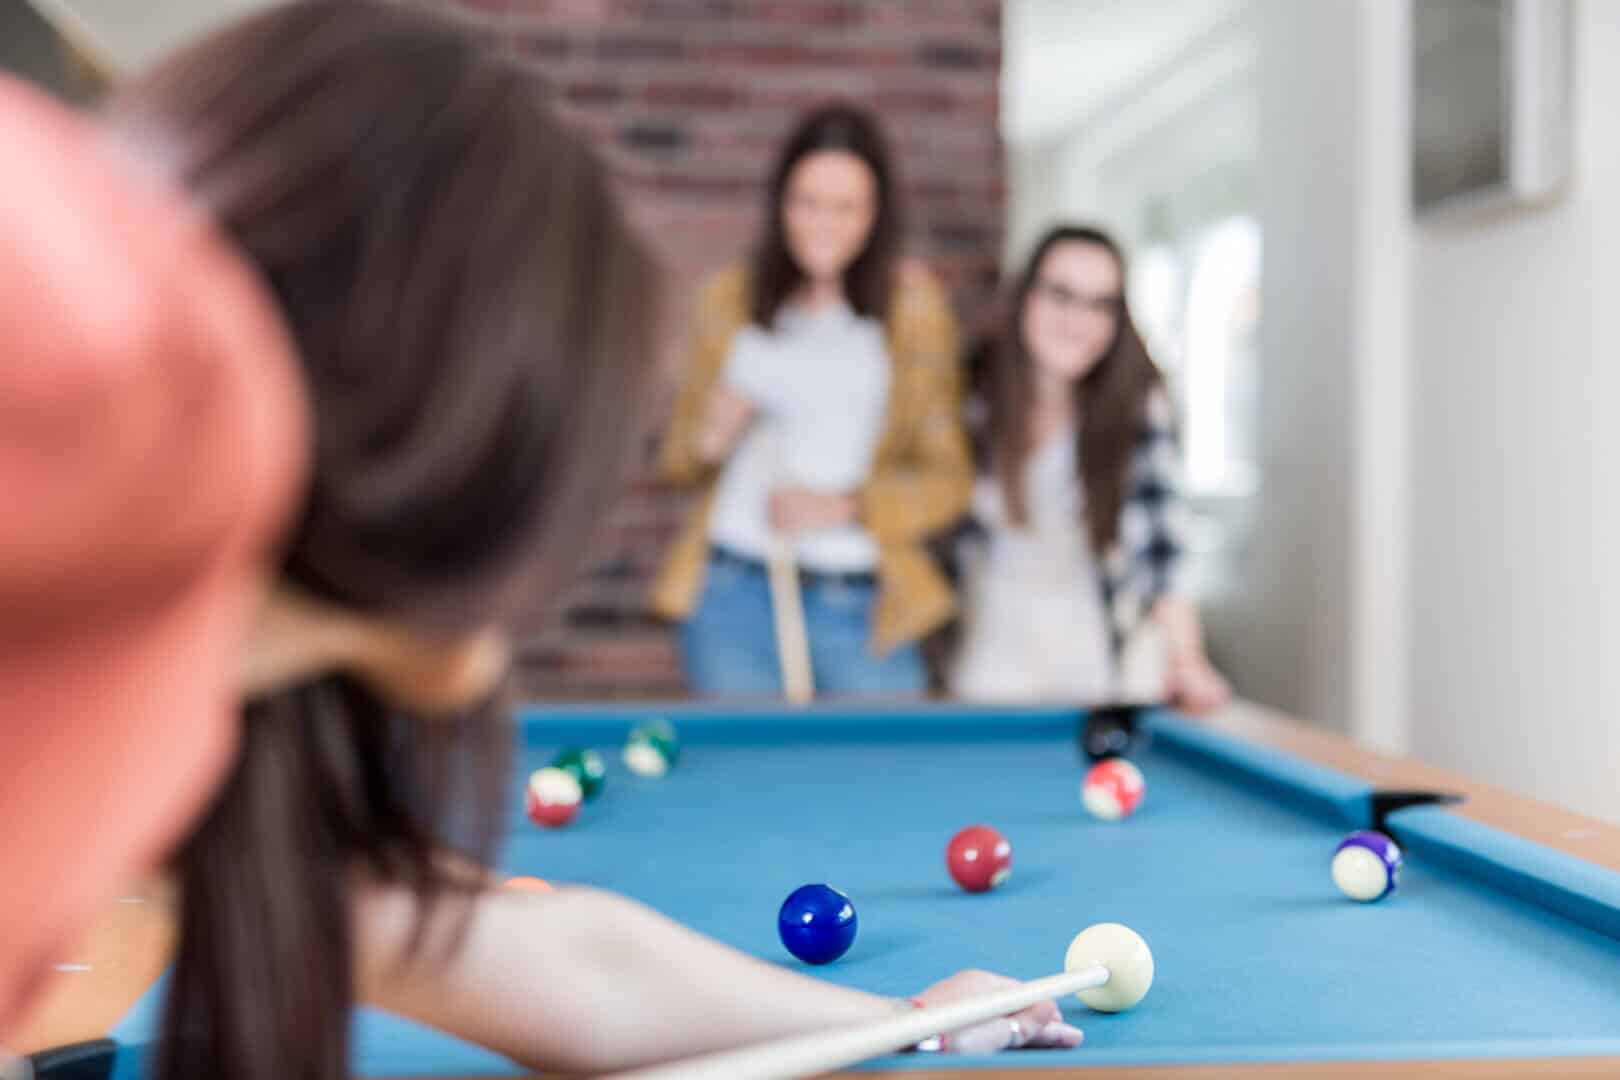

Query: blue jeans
(680, 549), (927, 698)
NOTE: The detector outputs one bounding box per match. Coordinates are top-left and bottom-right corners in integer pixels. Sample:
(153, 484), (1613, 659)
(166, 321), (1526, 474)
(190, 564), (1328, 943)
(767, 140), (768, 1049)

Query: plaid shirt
(1098, 388), (1192, 652)
(954, 386), (1190, 656)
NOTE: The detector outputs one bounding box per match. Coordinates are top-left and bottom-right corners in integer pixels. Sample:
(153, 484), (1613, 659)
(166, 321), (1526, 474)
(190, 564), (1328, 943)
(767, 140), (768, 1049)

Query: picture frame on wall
(1412, 0), (1572, 220)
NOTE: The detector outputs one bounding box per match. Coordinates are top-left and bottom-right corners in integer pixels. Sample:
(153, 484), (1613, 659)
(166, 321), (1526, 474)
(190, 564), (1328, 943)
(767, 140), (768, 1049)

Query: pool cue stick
(763, 434), (813, 705)
(766, 529), (814, 706)
(19, 1039), (115, 1080)
(600, 965), (1110, 1080)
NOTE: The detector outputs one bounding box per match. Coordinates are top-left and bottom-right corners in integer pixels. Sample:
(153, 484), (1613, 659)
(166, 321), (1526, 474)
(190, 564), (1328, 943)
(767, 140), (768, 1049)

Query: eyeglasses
(1033, 279), (1122, 317)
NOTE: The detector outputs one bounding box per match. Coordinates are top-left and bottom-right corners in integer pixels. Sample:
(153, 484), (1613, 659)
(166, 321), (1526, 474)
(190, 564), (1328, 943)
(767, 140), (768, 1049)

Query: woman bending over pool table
(0, 5), (1080, 1077)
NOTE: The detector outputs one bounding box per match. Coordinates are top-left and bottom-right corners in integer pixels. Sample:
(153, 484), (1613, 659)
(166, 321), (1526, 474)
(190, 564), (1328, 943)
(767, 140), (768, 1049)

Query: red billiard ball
(526, 766), (582, 828)
(1083, 758), (1145, 821)
(946, 825), (1012, 893)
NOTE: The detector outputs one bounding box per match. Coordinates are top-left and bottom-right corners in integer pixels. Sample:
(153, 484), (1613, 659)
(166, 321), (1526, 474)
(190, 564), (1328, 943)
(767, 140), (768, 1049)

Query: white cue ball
(1064, 923), (1154, 1012)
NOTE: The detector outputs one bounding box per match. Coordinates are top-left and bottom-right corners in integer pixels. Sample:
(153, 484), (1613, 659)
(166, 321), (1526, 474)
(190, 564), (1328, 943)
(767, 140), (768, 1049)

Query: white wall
(1230, 0), (1362, 734)
(1217, 0), (1413, 744)
(1002, 0), (1251, 146)
(1004, 7), (1258, 259)
(1006, 138), (1113, 269)
(1409, 2), (1620, 821)
(1348, 0), (1414, 757)
(1243, 0), (1620, 821)
(2, 2), (100, 102)
(27, 0), (274, 75)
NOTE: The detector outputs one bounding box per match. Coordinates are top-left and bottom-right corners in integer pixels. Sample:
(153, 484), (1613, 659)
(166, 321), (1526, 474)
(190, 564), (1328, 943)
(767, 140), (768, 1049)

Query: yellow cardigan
(651, 263), (973, 655)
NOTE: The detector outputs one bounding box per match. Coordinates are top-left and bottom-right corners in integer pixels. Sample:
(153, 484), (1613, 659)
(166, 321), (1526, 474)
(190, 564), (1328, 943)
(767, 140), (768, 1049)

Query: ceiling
(1002, 0), (1252, 146)
(25, 0), (272, 75)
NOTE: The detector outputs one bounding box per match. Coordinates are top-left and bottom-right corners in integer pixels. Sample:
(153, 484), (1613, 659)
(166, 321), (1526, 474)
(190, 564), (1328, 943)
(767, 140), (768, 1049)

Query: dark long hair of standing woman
(982, 225), (1164, 555)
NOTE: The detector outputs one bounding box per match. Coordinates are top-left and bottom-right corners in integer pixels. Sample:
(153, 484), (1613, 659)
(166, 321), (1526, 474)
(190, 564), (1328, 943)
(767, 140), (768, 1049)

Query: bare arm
(357, 883), (1079, 1074)
(1150, 594), (1230, 714)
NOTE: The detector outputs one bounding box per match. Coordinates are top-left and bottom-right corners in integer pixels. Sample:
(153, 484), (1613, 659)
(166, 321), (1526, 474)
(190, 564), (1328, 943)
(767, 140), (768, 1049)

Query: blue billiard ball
(777, 884), (857, 965)
(1332, 830), (1403, 902)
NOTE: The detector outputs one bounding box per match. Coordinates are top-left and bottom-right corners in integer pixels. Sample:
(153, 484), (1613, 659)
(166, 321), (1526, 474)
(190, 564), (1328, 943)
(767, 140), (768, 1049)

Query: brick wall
(425, 0), (1005, 699)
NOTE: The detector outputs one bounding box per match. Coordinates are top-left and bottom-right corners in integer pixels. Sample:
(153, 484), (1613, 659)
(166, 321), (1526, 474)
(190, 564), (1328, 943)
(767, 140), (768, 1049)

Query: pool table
(17, 702), (1620, 1078)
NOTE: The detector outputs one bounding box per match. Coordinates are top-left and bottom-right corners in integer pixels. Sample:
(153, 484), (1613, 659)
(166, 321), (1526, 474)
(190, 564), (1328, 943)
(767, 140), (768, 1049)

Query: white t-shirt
(707, 300), (891, 573)
(949, 423), (1117, 703)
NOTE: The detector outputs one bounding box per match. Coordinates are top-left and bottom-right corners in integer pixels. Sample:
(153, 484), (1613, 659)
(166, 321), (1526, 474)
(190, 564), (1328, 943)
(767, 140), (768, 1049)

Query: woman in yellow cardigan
(654, 104), (972, 697)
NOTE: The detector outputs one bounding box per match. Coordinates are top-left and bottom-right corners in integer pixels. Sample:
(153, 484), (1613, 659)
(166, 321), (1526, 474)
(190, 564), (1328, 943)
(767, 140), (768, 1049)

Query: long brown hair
(748, 103), (901, 327)
(103, 5), (659, 1079)
(984, 225), (1164, 554)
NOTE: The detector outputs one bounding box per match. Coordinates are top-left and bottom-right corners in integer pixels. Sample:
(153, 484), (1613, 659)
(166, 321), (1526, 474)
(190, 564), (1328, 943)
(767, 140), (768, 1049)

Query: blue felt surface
(1141, 712), (1374, 829)
(519, 703), (1084, 749)
(110, 708), (1620, 1073)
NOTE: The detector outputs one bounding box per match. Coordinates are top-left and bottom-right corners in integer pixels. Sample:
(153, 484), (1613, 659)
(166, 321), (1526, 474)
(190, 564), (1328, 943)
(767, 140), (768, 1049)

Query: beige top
(950, 422), (1115, 703)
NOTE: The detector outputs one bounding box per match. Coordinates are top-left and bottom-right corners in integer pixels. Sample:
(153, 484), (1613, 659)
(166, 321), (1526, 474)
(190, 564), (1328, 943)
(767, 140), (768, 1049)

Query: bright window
(1135, 215), (1262, 501)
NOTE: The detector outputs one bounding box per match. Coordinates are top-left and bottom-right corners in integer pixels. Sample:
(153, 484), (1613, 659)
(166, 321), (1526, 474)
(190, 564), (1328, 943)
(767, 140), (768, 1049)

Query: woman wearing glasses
(948, 225), (1229, 712)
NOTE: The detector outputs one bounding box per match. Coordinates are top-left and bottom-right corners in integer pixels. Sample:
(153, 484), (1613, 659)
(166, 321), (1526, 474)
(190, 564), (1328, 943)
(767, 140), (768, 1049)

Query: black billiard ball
(1080, 704), (1143, 762)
